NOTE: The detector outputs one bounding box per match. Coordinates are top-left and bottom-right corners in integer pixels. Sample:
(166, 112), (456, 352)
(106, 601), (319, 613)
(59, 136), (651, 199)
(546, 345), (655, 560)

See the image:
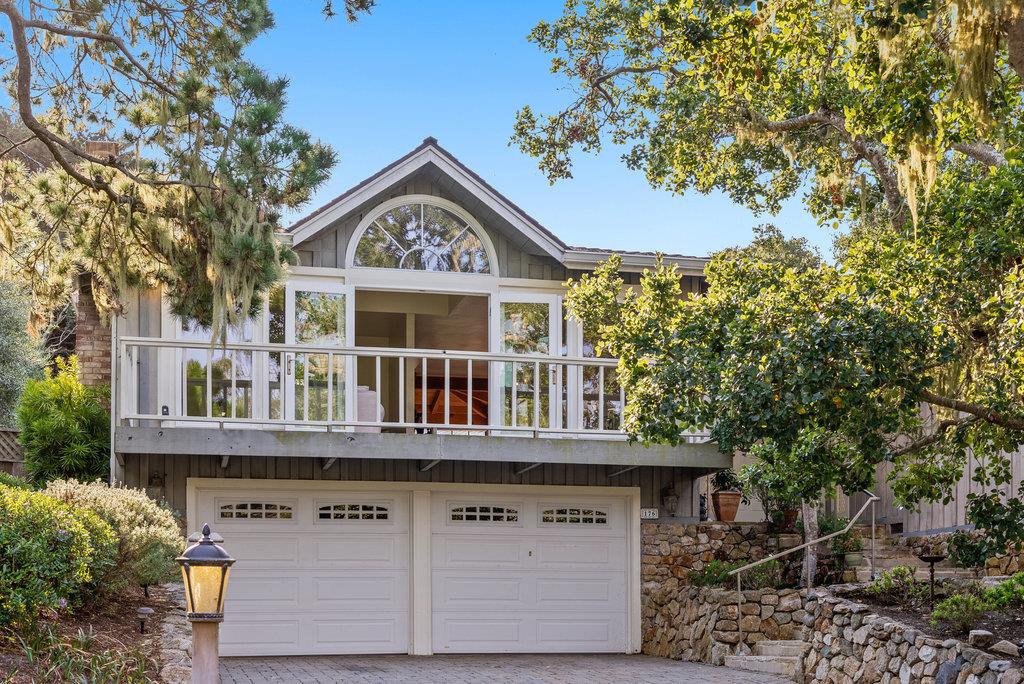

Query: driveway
(220, 653), (789, 683)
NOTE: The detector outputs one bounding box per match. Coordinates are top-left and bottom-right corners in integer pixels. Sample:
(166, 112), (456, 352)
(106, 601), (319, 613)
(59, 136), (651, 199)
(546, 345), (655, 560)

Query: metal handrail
(726, 491), (881, 644)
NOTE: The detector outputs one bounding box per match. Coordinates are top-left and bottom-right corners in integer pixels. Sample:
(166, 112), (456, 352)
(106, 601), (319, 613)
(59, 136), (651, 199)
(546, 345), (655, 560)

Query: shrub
(0, 485), (115, 628)
(948, 530), (989, 571)
(931, 593), (990, 632)
(983, 572), (1024, 610)
(865, 565), (928, 606)
(0, 471), (32, 489)
(711, 469), (744, 493)
(743, 560), (787, 589)
(688, 559), (740, 587)
(17, 356), (110, 484)
(41, 480), (184, 590)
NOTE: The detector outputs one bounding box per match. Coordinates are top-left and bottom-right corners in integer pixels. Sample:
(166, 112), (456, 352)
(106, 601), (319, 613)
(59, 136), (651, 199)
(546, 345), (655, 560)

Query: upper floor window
(353, 199), (491, 273)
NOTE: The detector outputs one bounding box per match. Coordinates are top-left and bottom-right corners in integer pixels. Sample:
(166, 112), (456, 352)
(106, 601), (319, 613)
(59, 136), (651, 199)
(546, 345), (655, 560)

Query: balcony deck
(114, 337), (719, 470)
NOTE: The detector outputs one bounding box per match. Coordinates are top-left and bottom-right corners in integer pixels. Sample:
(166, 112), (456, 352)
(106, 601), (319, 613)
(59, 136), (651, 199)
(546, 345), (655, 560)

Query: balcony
(113, 336), (718, 471)
(114, 337), (650, 436)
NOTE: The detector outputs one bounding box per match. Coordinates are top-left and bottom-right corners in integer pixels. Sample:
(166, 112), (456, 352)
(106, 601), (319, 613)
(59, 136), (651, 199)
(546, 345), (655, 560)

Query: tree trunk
(801, 502), (819, 588)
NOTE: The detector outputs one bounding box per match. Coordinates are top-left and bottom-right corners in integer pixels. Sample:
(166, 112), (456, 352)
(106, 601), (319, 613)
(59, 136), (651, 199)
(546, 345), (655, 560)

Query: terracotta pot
(781, 507), (799, 532)
(712, 490), (742, 522)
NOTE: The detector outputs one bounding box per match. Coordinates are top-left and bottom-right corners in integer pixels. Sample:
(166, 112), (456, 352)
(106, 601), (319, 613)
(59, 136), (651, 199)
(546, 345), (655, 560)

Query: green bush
(687, 559), (740, 587)
(930, 592), (990, 632)
(0, 471), (32, 489)
(0, 485), (115, 628)
(0, 280), (45, 428)
(948, 530), (989, 571)
(982, 572), (1024, 610)
(19, 626), (152, 682)
(743, 559), (787, 589)
(865, 565), (928, 606)
(17, 356), (110, 484)
(41, 480), (184, 590)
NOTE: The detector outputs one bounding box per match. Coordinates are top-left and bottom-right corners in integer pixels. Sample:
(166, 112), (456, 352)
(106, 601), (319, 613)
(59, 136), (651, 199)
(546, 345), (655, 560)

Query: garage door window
(219, 502), (293, 520)
(318, 503), (390, 520)
(540, 506), (608, 525)
(449, 504), (519, 523)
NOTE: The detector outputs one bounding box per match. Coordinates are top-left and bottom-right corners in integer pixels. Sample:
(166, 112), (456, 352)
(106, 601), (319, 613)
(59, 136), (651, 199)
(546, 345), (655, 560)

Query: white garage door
(431, 493), (628, 653)
(193, 486), (409, 656)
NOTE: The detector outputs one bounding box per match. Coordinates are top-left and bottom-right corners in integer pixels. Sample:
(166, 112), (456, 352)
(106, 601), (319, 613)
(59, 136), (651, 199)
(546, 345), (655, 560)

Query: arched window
(353, 199), (492, 273)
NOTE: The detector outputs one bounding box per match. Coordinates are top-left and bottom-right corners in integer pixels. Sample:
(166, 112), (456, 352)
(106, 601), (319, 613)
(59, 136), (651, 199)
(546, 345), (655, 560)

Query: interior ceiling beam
(420, 459), (441, 472)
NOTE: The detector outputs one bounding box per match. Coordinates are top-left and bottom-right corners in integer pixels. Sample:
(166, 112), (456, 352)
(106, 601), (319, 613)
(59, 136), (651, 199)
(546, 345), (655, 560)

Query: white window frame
(344, 194), (500, 277)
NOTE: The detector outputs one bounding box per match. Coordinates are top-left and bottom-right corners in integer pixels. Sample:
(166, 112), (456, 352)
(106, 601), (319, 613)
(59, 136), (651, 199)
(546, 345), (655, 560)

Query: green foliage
(739, 459), (801, 524)
(17, 625), (151, 683)
(930, 592), (990, 632)
(0, 1), (375, 339)
(0, 281), (44, 427)
(711, 468), (743, 493)
(0, 485), (115, 628)
(948, 531), (989, 571)
(982, 572), (1024, 610)
(742, 560), (788, 590)
(41, 480), (184, 590)
(0, 471), (32, 490)
(17, 356), (110, 485)
(865, 566), (928, 606)
(687, 560), (739, 587)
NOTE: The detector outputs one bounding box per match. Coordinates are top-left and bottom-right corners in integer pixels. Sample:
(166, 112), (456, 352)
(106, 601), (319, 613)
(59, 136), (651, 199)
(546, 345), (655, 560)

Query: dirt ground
(0, 586), (173, 683)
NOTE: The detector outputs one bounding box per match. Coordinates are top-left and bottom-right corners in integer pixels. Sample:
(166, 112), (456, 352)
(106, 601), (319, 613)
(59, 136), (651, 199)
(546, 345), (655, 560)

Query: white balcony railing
(115, 336), (634, 439)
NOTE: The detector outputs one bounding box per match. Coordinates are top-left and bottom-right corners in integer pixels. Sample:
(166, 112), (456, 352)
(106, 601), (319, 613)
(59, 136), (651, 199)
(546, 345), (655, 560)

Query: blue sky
(255, 1), (831, 257)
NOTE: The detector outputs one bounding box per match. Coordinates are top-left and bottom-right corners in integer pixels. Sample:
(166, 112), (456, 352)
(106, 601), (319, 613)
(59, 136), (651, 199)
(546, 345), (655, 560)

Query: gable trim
(290, 141), (566, 263)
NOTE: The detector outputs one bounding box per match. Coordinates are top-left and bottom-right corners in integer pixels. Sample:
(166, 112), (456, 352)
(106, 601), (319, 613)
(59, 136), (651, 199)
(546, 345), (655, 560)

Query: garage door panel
(433, 536), (527, 567)
(313, 535), (408, 566)
(196, 486), (410, 656)
(431, 492), (629, 654)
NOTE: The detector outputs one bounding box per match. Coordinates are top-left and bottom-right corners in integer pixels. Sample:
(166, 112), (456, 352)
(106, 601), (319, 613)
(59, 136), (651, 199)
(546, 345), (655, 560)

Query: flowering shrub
(17, 355), (110, 484)
(41, 480), (184, 590)
(0, 484), (115, 628)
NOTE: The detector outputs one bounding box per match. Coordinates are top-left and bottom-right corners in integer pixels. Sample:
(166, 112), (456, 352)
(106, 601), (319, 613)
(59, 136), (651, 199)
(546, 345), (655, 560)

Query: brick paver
(220, 653), (788, 683)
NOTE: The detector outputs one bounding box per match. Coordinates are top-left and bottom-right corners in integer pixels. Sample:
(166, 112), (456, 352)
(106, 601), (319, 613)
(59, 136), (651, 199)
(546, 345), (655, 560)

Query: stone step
(754, 640), (809, 658)
(724, 654), (799, 678)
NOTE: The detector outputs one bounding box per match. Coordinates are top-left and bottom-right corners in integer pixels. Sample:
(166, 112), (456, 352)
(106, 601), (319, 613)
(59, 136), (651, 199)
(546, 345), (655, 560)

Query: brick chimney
(73, 275), (111, 387)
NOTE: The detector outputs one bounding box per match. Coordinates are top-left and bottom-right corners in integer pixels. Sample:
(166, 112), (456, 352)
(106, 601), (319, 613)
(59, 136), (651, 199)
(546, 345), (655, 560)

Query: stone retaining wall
(643, 582), (1024, 683)
(893, 532), (1023, 577)
(641, 521), (777, 583)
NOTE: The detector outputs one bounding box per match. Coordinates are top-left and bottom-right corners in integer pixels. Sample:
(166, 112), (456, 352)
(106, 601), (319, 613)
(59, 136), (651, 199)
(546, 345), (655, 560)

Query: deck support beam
(607, 465), (638, 478)
(322, 458), (337, 471)
(515, 462), (543, 476)
(419, 459), (441, 472)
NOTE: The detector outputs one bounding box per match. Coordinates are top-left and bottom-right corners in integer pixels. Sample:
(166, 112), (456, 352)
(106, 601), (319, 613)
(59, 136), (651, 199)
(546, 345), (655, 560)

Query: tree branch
(890, 415), (981, 457)
(953, 142), (1007, 167)
(919, 389), (1024, 431)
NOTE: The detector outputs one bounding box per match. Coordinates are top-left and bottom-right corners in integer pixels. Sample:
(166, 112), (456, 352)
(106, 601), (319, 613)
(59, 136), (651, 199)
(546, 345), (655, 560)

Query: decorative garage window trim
(450, 504), (519, 523)
(219, 502), (293, 520)
(540, 506), (609, 525)
(318, 503), (390, 521)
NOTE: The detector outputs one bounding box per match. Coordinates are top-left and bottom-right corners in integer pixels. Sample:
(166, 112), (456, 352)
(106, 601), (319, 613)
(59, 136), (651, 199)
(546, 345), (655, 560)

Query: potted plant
(738, 461), (800, 531)
(834, 532), (865, 567)
(711, 469), (746, 522)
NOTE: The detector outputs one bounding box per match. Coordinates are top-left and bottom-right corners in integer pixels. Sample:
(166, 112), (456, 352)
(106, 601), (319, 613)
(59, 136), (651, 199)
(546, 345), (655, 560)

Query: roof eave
(562, 249), (708, 276)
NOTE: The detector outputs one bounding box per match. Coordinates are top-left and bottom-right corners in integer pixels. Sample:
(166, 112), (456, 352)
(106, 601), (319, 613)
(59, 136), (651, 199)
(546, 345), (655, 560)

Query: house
(102, 138), (729, 657)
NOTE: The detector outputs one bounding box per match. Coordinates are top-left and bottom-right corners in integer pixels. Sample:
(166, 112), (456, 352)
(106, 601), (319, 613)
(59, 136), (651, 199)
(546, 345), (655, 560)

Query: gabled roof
(288, 138), (708, 275)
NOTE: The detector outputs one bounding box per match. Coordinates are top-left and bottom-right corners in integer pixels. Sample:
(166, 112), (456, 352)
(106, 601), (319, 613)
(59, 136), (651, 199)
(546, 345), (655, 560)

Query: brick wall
(74, 279), (111, 387)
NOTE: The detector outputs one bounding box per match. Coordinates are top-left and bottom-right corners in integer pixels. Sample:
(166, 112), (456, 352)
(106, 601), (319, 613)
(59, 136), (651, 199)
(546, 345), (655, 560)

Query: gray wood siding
(851, 447), (1024, 534)
(295, 167), (566, 280)
(119, 454), (699, 524)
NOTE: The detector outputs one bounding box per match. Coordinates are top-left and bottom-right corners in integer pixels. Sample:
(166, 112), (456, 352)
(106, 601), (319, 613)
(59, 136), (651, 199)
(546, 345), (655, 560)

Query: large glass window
(501, 302), (551, 428)
(354, 201), (490, 273)
(182, 319), (254, 419)
(293, 290), (346, 422)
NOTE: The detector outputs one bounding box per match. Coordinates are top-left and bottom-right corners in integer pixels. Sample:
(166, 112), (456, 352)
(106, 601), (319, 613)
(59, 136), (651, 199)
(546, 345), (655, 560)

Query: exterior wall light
(178, 524), (234, 684)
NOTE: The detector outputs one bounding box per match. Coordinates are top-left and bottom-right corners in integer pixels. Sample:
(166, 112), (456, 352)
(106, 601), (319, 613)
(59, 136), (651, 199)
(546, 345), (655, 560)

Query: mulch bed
(0, 586), (174, 683)
(849, 592), (1024, 664)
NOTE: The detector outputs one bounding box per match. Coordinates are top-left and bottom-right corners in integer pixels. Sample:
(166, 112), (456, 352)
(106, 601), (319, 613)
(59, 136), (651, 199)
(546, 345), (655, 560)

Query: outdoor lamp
(177, 523), (235, 622)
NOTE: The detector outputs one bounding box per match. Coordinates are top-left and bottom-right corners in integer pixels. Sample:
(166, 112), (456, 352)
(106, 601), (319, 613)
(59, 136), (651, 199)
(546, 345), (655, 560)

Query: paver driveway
(220, 653), (788, 683)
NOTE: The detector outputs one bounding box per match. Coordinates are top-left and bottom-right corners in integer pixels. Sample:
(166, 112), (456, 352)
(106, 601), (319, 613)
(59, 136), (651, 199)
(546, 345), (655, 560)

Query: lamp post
(177, 524), (234, 684)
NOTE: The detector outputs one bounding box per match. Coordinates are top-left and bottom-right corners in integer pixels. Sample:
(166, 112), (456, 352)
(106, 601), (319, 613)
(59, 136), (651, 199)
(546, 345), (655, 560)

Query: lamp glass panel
(183, 565), (227, 615)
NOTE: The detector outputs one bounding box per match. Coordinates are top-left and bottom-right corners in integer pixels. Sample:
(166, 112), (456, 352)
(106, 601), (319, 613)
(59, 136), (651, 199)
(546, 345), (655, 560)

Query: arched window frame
(344, 195), (499, 276)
